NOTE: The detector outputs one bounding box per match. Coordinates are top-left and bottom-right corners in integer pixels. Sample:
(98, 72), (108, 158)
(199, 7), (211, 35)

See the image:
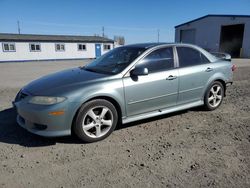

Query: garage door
(219, 24), (244, 58)
(180, 29), (196, 44)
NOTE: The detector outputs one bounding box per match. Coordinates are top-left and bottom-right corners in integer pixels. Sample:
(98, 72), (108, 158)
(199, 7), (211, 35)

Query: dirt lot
(0, 59), (249, 188)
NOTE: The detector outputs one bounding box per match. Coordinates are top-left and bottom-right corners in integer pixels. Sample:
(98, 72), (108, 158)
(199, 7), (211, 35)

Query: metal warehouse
(175, 15), (250, 58)
(0, 33), (114, 62)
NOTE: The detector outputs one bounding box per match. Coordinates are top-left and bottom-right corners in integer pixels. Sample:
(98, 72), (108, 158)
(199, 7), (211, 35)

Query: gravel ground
(0, 59), (249, 188)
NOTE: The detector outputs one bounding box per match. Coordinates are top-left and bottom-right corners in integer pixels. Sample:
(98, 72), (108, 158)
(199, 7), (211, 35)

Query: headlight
(28, 96), (66, 105)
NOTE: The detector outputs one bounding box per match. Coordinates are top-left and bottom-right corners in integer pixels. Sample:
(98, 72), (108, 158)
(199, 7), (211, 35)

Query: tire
(204, 81), (224, 111)
(73, 99), (118, 143)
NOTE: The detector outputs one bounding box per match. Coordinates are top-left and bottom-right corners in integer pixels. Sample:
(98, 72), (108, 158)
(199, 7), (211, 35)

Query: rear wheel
(73, 99), (118, 142)
(204, 81), (224, 111)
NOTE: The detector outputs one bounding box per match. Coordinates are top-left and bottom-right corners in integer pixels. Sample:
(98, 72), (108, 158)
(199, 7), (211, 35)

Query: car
(14, 43), (235, 142)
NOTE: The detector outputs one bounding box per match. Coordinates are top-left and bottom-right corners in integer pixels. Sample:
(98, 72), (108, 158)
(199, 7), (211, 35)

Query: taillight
(232, 64), (236, 72)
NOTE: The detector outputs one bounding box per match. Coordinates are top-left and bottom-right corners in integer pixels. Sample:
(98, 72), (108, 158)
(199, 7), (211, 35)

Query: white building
(0, 33), (114, 62)
(175, 15), (250, 58)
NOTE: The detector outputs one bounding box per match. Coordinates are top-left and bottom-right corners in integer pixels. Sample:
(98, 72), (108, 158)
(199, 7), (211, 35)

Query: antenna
(102, 26), (105, 37)
(17, 20), (21, 34)
(157, 29), (160, 43)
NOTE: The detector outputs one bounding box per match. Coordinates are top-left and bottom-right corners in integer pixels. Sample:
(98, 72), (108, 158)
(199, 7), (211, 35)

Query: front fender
(71, 79), (126, 118)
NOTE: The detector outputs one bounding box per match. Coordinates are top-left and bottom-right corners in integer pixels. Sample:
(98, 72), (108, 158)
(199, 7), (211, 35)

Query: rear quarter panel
(203, 60), (233, 97)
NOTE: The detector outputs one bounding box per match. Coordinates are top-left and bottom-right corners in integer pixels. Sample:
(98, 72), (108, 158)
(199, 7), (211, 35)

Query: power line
(102, 26), (105, 37)
(17, 20), (21, 34)
(27, 21), (158, 31)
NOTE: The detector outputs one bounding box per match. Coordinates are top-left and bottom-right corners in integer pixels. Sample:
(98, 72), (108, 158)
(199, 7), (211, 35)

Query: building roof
(0, 33), (114, 43)
(175, 14), (250, 28)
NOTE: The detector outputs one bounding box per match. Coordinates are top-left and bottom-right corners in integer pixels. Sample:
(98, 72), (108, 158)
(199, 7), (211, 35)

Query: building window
(104, 44), (111, 50)
(55, 43), (65, 51)
(30, 43), (41, 52)
(2, 43), (16, 52)
(78, 44), (86, 51)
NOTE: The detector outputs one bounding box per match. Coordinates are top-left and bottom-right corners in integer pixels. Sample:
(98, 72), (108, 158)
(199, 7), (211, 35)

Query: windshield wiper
(84, 67), (100, 73)
(84, 67), (114, 75)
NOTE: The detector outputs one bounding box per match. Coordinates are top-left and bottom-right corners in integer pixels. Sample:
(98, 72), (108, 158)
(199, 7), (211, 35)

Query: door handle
(166, 75), (177, 80)
(205, 67), (213, 72)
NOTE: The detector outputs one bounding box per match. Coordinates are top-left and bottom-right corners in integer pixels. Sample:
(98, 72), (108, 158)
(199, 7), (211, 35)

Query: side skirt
(122, 100), (204, 124)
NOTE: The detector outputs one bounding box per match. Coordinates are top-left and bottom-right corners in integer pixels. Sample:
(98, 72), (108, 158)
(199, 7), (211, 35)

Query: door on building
(180, 29), (196, 44)
(95, 44), (101, 58)
(219, 24), (245, 58)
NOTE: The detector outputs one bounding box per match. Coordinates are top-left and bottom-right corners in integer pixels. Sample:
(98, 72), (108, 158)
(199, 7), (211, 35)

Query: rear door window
(177, 47), (209, 67)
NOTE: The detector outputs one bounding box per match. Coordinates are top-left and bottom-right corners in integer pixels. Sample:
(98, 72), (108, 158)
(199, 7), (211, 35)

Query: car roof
(123, 42), (208, 50)
(125, 43), (174, 49)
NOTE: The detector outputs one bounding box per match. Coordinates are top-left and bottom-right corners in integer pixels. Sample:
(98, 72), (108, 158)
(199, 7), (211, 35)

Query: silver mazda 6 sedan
(14, 43), (234, 142)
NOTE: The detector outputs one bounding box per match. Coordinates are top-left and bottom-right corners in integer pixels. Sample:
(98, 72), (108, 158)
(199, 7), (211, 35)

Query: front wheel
(73, 99), (118, 143)
(204, 81), (224, 111)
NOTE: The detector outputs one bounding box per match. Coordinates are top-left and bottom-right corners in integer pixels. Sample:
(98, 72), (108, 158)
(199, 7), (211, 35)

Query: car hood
(23, 67), (109, 95)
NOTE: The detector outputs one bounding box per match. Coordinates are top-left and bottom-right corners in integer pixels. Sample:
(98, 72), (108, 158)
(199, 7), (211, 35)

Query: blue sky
(0, 0), (250, 44)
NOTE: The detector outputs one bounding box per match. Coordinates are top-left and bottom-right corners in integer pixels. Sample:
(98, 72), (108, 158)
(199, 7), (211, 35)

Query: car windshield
(84, 46), (146, 74)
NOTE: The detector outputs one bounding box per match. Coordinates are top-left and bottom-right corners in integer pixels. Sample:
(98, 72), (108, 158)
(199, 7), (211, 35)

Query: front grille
(33, 123), (47, 130)
(19, 115), (25, 124)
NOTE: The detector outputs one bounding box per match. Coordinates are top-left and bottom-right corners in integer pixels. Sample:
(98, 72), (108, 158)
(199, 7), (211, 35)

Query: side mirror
(131, 67), (148, 76)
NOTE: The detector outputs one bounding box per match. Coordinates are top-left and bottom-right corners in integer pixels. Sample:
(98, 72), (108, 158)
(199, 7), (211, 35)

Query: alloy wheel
(208, 84), (223, 108)
(82, 106), (113, 138)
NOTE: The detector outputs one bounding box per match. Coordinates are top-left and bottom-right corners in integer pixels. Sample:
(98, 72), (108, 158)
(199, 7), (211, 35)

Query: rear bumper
(226, 81), (233, 87)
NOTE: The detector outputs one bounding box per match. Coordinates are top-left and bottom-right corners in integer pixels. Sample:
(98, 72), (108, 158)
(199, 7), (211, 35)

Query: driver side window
(136, 47), (174, 73)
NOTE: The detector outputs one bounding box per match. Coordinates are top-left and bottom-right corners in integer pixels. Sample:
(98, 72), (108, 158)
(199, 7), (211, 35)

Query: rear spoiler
(210, 52), (231, 62)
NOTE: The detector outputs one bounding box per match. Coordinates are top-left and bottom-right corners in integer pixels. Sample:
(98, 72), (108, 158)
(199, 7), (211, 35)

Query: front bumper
(14, 99), (79, 137)
(16, 114), (71, 137)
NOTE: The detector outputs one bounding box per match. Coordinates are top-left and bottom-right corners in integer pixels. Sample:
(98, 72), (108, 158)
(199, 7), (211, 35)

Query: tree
(114, 36), (125, 45)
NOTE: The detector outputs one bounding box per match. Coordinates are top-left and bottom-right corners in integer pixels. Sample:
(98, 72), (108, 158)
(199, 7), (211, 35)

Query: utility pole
(157, 29), (160, 43)
(17, 20), (21, 34)
(102, 26), (105, 37)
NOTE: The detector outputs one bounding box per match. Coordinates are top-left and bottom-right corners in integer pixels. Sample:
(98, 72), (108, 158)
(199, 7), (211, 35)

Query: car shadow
(0, 107), (83, 147)
(0, 106), (201, 147)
